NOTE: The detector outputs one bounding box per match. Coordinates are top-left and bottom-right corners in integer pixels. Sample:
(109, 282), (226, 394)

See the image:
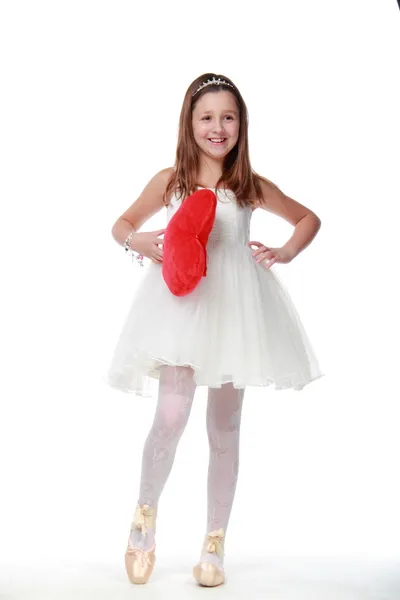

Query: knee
(207, 393), (244, 434)
(152, 399), (190, 441)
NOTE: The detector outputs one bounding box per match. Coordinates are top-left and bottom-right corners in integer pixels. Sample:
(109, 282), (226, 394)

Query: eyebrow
(201, 109), (238, 115)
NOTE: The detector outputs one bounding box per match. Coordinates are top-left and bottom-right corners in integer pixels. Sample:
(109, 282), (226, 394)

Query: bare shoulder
(254, 175), (320, 226)
(116, 167), (175, 230)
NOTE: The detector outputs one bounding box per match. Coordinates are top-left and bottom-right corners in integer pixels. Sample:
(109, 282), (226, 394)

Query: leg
(202, 383), (245, 567)
(130, 364), (197, 550)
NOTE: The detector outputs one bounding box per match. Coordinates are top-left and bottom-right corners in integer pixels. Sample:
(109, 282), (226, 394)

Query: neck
(197, 156), (224, 188)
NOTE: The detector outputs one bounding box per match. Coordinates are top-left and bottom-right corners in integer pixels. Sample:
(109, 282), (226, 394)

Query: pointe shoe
(124, 503), (157, 585)
(193, 527), (225, 587)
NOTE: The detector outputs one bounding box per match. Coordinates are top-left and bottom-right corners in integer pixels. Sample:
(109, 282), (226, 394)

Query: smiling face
(191, 90), (240, 164)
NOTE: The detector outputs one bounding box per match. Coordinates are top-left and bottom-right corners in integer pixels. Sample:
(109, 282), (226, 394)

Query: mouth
(208, 138), (227, 146)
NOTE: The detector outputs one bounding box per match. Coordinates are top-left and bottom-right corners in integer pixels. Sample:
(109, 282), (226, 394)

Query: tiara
(192, 76), (235, 97)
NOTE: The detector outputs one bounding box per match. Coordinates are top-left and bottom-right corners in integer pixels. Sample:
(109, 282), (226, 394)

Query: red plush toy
(162, 188), (217, 296)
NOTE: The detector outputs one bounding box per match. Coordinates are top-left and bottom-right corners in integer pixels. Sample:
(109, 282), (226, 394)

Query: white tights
(130, 364), (244, 567)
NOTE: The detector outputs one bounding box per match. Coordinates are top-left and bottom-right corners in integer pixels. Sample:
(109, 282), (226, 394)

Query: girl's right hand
(131, 228), (166, 264)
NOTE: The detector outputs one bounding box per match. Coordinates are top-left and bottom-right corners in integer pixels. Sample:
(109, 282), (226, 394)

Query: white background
(1, 0), (400, 598)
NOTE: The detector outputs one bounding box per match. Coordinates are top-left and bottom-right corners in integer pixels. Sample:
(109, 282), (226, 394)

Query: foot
(193, 528), (225, 587)
(125, 503), (157, 585)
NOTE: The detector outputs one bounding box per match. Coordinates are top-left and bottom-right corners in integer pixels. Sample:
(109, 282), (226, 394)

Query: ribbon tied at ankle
(205, 528), (225, 559)
(132, 504), (155, 536)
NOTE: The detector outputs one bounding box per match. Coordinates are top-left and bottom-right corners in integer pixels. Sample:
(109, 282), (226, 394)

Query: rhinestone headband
(192, 76), (235, 97)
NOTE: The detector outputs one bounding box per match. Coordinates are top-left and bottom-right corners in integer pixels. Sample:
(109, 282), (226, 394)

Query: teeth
(209, 138), (225, 142)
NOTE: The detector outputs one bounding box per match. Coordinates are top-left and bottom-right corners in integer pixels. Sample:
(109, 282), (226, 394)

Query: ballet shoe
(193, 527), (225, 587)
(124, 503), (157, 585)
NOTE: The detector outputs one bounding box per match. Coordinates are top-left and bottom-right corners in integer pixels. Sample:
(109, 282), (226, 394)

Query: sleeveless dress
(106, 187), (324, 397)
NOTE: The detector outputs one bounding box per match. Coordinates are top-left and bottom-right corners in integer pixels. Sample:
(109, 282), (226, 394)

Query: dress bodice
(166, 187), (253, 249)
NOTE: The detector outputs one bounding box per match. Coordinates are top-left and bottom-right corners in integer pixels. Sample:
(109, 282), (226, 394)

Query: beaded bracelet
(124, 230), (145, 267)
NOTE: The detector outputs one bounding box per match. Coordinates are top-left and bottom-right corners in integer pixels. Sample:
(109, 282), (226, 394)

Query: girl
(107, 72), (324, 587)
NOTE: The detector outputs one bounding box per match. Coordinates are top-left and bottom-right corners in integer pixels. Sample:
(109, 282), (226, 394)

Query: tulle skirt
(105, 241), (324, 397)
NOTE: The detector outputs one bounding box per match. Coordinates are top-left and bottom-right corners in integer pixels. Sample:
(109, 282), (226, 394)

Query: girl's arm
(256, 178), (321, 261)
(111, 167), (174, 245)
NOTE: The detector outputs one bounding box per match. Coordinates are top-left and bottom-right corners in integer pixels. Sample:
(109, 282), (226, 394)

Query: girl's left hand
(248, 241), (293, 269)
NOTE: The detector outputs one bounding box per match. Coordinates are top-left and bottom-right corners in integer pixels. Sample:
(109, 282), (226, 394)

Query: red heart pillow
(162, 189), (217, 296)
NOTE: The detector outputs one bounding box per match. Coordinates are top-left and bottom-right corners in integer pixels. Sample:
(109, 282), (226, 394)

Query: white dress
(106, 187), (324, 397)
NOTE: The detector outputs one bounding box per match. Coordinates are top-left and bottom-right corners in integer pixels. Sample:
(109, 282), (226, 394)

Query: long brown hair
(163, 72), (271, 209)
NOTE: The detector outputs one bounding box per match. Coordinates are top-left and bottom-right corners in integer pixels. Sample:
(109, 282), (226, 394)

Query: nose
(212, 118), (225, 134)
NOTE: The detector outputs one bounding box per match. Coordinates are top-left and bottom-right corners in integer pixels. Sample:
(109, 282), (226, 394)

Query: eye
(202, 115), (234, 121)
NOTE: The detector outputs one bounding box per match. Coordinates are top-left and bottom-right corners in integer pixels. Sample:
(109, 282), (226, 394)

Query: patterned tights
(130, 364), (244, 567)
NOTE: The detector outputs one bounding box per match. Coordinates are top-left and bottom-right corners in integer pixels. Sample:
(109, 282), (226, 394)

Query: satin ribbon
(132, 503), (155, 536)
(128, 546), (153, 568)
(204, 528), (225, 559)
